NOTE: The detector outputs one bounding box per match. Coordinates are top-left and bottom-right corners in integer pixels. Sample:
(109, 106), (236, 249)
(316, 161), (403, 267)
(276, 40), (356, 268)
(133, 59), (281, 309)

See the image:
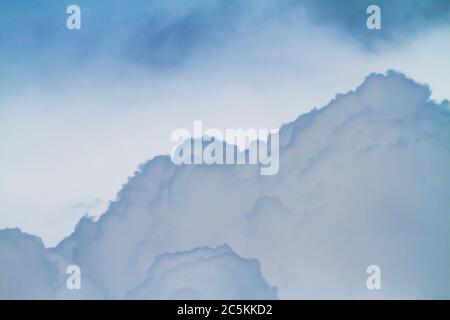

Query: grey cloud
(3, 0), (449, 73)
(127, 245), (278, 299)
(300, 0), (450, 48)
(0, 229), (60, 299)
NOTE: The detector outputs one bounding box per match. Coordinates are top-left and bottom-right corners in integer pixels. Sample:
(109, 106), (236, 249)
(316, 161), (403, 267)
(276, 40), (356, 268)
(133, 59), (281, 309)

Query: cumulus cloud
(1, 71), (450, 299)
(3, 1), (450, 246)
(127, 245), (278, 299)
(0, 229), (59, 299)
(0, 228), (275, 300)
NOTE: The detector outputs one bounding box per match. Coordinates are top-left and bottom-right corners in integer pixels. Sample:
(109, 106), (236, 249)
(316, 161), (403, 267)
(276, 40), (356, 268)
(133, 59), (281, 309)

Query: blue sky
(1, 0), (450, 245)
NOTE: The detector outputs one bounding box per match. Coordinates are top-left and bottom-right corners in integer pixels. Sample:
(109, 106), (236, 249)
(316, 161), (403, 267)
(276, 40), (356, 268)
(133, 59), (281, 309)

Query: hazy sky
(1, 0), (449, 246)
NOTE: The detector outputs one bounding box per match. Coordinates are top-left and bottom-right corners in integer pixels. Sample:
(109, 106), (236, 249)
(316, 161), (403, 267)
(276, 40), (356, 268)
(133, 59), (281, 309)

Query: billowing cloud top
(1, 71), (449, 299)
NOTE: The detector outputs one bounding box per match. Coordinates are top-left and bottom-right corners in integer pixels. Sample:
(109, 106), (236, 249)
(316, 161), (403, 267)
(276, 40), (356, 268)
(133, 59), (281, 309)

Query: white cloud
(1, 16), (449, 246)
(1, 71), (449, 299)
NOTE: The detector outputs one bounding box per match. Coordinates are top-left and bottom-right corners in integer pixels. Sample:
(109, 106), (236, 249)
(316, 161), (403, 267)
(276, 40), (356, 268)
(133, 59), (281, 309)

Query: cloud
(301, 0), (450, 48)
(2, 0), (449, 71)
(127, 245), (278, 299)
(0, 229), (60, 299)
(0, 228), (275, 299)
(1, 71), (449, 299)
(0, 0), (262, 71)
